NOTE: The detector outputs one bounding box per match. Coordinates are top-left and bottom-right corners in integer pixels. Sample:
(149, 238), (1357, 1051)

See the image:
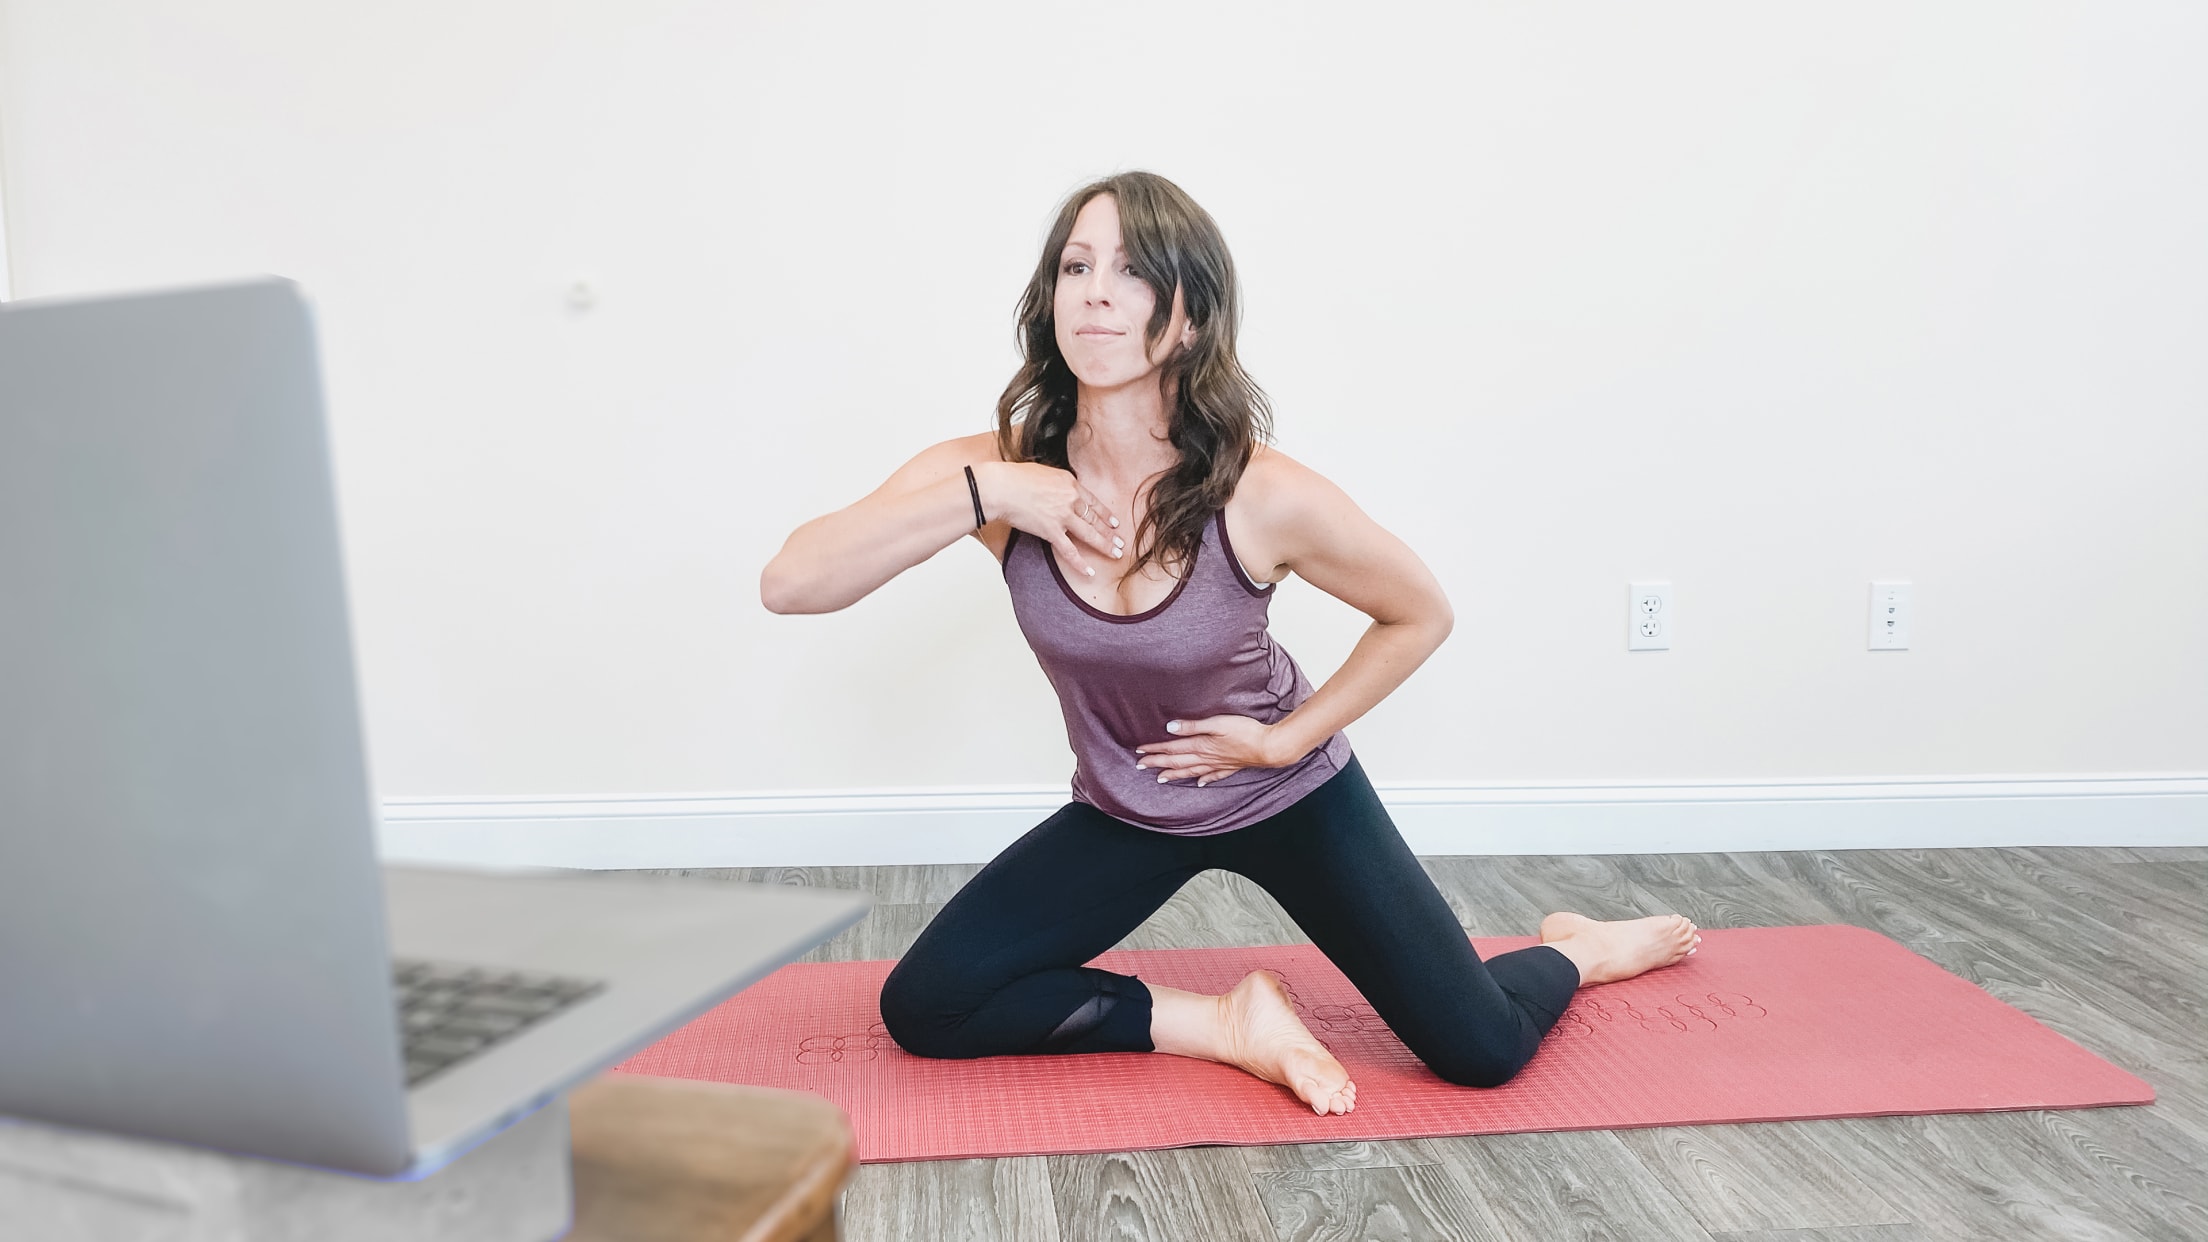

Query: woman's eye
(1062, 261), (1088, 275)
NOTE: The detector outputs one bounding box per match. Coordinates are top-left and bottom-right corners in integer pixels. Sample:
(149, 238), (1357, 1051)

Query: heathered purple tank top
(1003, 507), (1354, 836)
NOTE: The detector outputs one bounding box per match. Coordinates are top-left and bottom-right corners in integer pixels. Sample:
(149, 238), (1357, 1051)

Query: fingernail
(1165, 721), (1181, 734)
(1157, 774), (1168, 784)
(1113, 549), (1122, 558)
(1109, 516), (1119, 528)
(1085, 567), (1096, 577)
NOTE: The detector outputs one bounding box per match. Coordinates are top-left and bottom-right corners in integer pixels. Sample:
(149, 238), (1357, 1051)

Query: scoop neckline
(1043, 535), (1195, 624)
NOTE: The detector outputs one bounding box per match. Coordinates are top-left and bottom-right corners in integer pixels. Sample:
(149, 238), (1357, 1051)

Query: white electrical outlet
(1869, 580), (1912, 650)
(1628, 581), (1672, 651)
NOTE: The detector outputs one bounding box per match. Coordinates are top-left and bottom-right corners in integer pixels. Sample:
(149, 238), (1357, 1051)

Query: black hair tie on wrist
(964, 464), (986, 529)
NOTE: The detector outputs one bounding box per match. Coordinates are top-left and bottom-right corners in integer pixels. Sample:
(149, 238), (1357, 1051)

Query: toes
(1295, 1063), (1356, 1116)
(1320, 1082), (1353, 1115)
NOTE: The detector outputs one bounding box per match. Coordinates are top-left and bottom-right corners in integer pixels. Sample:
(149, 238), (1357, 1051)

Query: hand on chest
(1052, 496), (1275, 618)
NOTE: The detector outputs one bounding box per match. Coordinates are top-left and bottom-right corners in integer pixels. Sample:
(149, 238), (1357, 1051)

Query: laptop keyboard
(393, 959), (606, 1087)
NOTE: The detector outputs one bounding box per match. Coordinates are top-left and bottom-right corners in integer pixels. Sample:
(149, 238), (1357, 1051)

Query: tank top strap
(1209, 506), (1273, 598)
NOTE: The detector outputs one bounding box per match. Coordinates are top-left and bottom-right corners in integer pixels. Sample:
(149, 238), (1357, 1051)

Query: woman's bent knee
(878, 960), (971, 1060)
(1424, 1045), (1530, 1090)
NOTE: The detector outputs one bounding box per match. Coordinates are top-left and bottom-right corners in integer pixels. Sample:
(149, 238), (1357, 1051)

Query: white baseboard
(376, 774), (2208, 870)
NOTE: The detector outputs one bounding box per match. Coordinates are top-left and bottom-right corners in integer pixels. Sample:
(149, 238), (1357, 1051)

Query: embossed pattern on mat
(612, 924), (2155, 1163)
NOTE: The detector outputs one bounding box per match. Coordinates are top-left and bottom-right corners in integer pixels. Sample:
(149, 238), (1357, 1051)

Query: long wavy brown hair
(994, 171), (1273, 578)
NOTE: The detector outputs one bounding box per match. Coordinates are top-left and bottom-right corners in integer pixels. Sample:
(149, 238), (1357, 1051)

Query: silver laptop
(0, 277), (869, 1179)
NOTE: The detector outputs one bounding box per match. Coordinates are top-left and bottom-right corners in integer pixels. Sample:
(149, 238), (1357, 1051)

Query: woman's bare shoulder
(1228, 445), (1344, 581)
(1238, 444), (1342, 517)
(954, 428), (1007, 460)
(873, 429), (1005, 496)
(903, 430), (1013, 562)
(915, 429), (1004, 469)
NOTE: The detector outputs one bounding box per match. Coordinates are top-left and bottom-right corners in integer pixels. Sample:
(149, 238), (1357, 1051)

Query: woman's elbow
(761, 559), (855, 615)
(1428, 592), (1455, 644)
(759, 560), (808, 615)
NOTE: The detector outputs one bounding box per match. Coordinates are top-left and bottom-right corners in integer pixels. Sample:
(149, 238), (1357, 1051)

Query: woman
(760, 172), (1699, 1115)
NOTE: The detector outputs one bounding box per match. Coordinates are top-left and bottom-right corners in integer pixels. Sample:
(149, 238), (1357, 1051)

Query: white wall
(4, 3), (2204, 851)
(0, 3), (13, 300)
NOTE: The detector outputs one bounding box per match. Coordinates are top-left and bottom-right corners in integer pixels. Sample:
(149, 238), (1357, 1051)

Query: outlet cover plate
(1629, 581), (1673, 651)
(1870, 580), (1912, 650)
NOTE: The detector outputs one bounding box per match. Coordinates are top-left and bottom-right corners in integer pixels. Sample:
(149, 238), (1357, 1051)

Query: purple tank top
(1003, 507), (1353, 836)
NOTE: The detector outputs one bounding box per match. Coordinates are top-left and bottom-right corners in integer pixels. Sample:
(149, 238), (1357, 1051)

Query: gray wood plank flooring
(1609, 1121), (1910, 1234)
(619, 847), (2205, 1240)
(1704, 1219), (1934, 1228)
(1252, 1163), (1513, 1240)
(1047, 1147), (1276, 1242)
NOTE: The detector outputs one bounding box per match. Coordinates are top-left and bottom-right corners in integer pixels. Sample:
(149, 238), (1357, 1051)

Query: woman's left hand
(1134, 715), (1303, 788)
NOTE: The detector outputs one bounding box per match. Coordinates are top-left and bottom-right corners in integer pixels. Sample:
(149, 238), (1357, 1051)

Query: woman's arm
(760, 432), (1124, 614)
(1135, 451), (1453, 783)
(1253, 452), (1454, 765)
(759, 434), (993, 615)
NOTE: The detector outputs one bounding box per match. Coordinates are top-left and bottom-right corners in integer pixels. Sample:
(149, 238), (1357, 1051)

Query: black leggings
(879, 756), (1581, 1088)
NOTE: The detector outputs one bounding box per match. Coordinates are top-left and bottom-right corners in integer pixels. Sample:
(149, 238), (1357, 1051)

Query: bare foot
(1537, 912), (1700, 986)
(1217, 971), (1357, 1116)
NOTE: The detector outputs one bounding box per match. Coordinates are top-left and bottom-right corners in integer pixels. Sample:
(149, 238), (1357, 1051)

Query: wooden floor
(631, 846), (2207, 1241)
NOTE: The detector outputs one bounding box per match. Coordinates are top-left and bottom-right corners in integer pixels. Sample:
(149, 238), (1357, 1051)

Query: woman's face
(1053, 193), (1193, 392)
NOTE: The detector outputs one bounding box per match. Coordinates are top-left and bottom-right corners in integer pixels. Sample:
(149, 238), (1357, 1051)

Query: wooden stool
(565, 1075), (856, 1242)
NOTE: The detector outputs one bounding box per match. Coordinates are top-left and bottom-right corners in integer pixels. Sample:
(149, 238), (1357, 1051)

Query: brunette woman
(761, 172), (1698, 1114)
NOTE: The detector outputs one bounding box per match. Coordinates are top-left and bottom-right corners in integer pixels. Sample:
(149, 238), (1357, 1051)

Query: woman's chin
(1065, 363), (1154, 393)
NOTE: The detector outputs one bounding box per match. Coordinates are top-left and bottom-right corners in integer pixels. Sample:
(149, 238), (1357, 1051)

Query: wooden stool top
(565, 1074), (855, 1242)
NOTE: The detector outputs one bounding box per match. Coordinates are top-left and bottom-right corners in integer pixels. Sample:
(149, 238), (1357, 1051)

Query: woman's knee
(877, 958), (972, 1059)
(1421, 1039), (1531, 1090)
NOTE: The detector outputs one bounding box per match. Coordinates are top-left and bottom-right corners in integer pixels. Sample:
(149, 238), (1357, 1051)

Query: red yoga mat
(613, 924), (2154, 1163)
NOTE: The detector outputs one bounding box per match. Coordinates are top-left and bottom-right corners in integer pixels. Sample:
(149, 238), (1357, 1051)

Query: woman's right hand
(976, 461), (1125, 579)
